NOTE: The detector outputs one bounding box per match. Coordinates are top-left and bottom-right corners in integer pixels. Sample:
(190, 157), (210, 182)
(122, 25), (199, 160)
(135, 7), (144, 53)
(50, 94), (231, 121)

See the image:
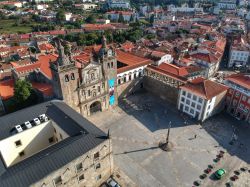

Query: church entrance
(90, 101), (102, 114)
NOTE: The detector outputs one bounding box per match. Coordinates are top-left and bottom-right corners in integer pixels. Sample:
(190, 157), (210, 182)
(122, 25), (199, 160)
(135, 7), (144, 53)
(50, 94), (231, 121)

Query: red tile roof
(0, 79), (14, 100)
(39, 43), (55, 51)
(31, 82), (53, 97)
(180, 77), (228, 99)
(226, 74), (250, 90)
(191, 53), (218, 64)
(15, 54), (58, 79)
(147, 63), (188, 82)
(117, 50), (152, 73)
(73, 52), (91, 66)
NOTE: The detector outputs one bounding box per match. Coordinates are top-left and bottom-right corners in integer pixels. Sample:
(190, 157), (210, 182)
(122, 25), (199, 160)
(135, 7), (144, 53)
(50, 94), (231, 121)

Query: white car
(107, 178), (120, 187)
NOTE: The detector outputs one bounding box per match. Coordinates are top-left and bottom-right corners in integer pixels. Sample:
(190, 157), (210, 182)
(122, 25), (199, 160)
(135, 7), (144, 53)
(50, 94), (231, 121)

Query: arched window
(65, 74), (69, 82)
(123, 76), (126, 83)
(118, 79), (121, 85)
(71, 73), (75, 80)
(91, 73), (95, 80)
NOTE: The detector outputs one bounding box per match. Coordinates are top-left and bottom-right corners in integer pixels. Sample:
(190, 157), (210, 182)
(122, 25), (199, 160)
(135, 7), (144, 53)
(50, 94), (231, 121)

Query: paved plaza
(88, 92), (250, 187)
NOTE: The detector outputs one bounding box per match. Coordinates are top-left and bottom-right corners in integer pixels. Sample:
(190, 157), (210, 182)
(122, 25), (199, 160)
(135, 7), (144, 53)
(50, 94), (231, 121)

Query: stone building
(51, 37), (117, 117)
(0, 100), (113, 187)
(178, 77), (228, 121)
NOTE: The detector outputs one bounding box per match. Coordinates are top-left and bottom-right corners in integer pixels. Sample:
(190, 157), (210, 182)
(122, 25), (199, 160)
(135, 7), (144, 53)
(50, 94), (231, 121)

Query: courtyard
(88, 92), (250, 187)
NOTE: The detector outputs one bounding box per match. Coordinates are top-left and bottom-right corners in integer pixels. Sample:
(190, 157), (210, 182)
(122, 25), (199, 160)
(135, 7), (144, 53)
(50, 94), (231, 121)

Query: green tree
(14, 79), (33, 104)
(118, 13), (125, 23)
(86, 15), (96, 23)
(56, 9), (65, 23)
(149, 14), (154, 24)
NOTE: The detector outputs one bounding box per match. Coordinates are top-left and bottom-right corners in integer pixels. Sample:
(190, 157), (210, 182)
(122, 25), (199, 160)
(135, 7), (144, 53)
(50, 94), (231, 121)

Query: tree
(86, 15), (96, 24)
(118, 13), (125, 23)
(56, 9), (65, 23)
(14, 79), (33, 104)
(130, 14), (134, 22)
(149, 14), (155, 24)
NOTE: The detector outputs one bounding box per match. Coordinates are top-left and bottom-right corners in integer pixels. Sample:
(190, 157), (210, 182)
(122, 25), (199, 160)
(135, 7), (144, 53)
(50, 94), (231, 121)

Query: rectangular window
(88, 90), (90, 96)
(235, 92), (240, 97)
(185, 106), (189, 111)
(198, 98), (203, 103)
(242, 96), (247, 102)
(53, 176), (62, 186)
(15, 140), (22, 147)
(19, 151), (25, 157)
(191, 102), (195, 108)
(48, 137), (54, 143)
(193, 95), (197, 101)
(76, 163), (83, 173)
(95, 163), (101, 170)
(60, 134), (63, 140)
(98, 86), (100, 92)
(197, 105), (201, 110)
(182, 90), (186, 96)
(78, 174), (84, 182)
(187, 93), (191, 98)
(186, 99), (190, 105)
(181, 97), (185, 102)
(94, 152), (99, 160)
(190, 109), (194, 114)
(95, 175), (101, 181)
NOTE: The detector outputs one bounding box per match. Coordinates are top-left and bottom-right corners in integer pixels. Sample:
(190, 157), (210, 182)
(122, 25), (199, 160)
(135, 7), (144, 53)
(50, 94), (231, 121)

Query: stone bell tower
(50, 39), (80, 112)
(98, 36), (118, 106)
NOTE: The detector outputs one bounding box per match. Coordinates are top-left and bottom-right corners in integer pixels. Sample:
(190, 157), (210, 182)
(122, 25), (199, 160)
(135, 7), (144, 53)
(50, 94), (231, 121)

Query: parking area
(88, 92), (250, 187)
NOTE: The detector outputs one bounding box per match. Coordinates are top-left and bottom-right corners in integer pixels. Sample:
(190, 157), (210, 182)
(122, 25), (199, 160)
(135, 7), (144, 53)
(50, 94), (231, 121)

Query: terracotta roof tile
(180, 77), (228, 99)
(226, 74), (250, 90)
(0, 79), (14, 100)
(31, 82), (53, 97)
(117, 50), (152, 73)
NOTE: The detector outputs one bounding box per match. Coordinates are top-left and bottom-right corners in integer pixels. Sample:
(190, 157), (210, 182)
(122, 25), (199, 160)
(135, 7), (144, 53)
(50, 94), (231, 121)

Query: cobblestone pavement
(88, 92), (250, 187)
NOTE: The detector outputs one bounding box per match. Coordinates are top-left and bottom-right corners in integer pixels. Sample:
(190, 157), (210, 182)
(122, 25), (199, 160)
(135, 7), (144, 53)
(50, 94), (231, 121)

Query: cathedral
(50, 36), (117, 117)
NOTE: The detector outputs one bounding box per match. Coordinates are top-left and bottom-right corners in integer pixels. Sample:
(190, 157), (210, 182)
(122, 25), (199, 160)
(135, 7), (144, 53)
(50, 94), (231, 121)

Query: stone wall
(143, 76), (179, 105)
(117, 77), (144, 98)
(33, 139), (113, 187)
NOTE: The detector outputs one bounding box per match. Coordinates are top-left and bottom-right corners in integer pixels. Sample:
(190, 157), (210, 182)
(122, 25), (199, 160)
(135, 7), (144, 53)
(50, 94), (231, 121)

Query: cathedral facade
(50, 37), (117, 117)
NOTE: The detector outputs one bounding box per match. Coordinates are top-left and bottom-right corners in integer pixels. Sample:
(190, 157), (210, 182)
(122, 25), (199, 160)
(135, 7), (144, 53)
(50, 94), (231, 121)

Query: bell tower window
(71, 73), (75, 80)
(65, 75), (69, 82)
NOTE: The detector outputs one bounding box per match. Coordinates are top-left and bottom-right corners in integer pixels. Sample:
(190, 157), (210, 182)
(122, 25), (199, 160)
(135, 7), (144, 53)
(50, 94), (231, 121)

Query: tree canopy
(14, 79), (33, 104)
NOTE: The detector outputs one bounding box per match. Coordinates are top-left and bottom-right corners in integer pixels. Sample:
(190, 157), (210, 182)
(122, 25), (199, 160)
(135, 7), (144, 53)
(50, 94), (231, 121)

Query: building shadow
(115, 146), (159, 155)
(118, 91), (250, 164)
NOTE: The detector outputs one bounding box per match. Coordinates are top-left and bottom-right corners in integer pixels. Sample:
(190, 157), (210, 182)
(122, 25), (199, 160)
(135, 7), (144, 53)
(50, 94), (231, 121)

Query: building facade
(178, 78), (228, 121)
(224, 74), (250, 123)
(0, 100), (113, 187)
(51, 37), (117, 117)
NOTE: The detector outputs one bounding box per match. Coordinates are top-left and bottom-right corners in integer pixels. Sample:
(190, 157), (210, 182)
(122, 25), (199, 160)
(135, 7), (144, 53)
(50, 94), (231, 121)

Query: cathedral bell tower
(50, 39), (80, 112)
(98, 36), (117, 106)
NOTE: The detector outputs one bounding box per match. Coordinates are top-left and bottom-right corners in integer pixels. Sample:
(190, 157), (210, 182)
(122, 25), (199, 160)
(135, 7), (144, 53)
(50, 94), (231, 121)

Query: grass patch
(0, 19), (39, 34)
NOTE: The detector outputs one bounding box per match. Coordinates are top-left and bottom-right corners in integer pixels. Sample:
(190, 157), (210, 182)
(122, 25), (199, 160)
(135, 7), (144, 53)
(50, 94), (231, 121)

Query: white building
(218, 0), (236, 9)
(108, 0), (131, 9)
(178, 78), (228, 121)
(106, 11), (137, 22)
(65, 12), (72, 21)
(150, 51), (173, 66)
(228, 40), (250, 68)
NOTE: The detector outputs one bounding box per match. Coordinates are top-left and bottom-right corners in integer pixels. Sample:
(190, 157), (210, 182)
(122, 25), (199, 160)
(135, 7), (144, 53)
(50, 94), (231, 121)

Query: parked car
(107, 178), (120, 187)
(215, 169), (226, 179)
